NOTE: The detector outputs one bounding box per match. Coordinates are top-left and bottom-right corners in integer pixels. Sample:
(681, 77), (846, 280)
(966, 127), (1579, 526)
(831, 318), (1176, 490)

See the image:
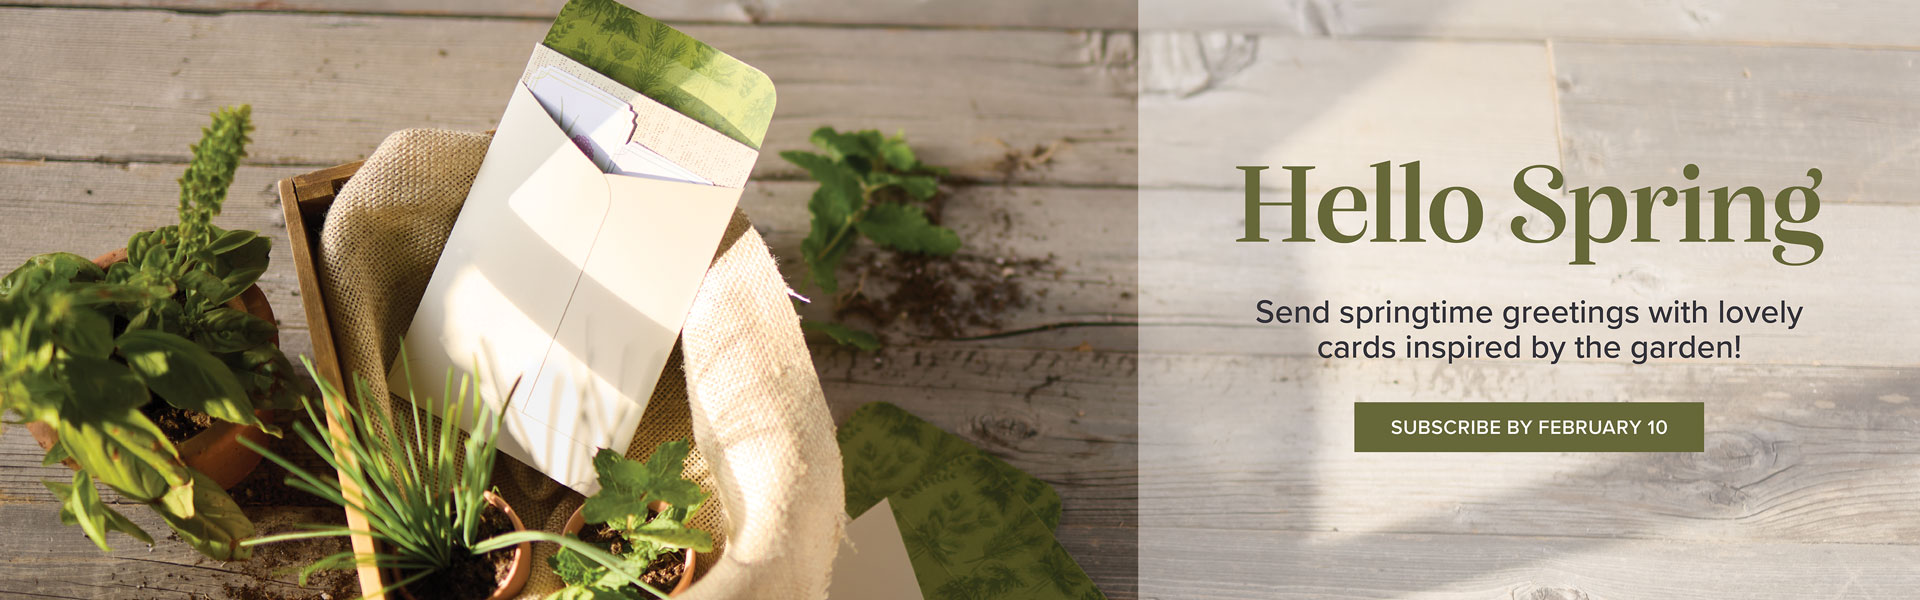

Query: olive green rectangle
(1354, 402), (1704, 452)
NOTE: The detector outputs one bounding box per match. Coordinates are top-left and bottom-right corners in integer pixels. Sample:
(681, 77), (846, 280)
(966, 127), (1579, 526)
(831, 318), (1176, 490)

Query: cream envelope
(389, 77), (747, 494)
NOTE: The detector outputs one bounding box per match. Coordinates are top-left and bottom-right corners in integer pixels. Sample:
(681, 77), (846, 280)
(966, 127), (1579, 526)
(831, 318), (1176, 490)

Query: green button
(1354, 402), (1704, 452)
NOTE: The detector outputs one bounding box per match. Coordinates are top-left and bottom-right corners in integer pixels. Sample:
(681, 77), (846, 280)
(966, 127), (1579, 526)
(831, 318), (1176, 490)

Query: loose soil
(834, 251), (1051, 340)
(829, 189), (1057, 341)
(226, 424), (338, 508)
(142, 400), (213, 441)
(222, 507), (359, 600)
(402, 502), (517, 600)
(579, 523), (690, 591)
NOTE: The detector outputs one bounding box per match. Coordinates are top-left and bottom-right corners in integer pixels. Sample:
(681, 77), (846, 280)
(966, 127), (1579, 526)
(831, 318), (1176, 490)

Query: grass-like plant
(239, 358), (515, 596)
(243, 357), (700, 598)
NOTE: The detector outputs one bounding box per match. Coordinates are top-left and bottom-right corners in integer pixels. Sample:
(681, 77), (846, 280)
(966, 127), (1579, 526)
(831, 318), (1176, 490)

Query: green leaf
(45, 471), (154, 552)
(117, 329), (267, 432)
(155, 470), (255, 561)
(877, 132), (920, 173)
(64, 355), (151, 414)
(41, 442), (71, 466)
(581, 445), (707, 527)
(783, 151), (864, 224)
(550, 546), (606, 586)
(51, 298), (114, 359)
(549, 586), (634, 600)
(214, 236), (271, 303)
(194, 307), (276, 354)
(625, 513), (713, 553)
(808, 127), (884, 164)
(868, 172), (940, 202)
(802, 321), (881, 351)
(855, 203), (961, 256)
(784, 150), (866, 294)
(179, 270), (228, 304)
(52, 404), (188, 507)
(126, 231), (156, 270)
(1, 253), (102, 297)
(206, 230), (259, 255)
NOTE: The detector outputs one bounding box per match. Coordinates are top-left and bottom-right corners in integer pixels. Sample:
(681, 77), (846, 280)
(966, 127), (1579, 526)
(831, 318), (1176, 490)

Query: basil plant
(0, 105), (302, 559)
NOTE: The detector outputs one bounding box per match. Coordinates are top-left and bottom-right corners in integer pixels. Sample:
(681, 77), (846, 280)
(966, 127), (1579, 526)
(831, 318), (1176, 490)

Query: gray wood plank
(1140, 355), (1920, 544)
(1555, 41), (1920, 204)
(1144, 0), (1920, 48)
(0, 160), (1136, 348)
(22, 0), (1135, 30)
(1141, 36), (1560, 193)
(0, 7), (1136, 186)
(1142, 527), (1920, 599)
(0, 503), (360, 600)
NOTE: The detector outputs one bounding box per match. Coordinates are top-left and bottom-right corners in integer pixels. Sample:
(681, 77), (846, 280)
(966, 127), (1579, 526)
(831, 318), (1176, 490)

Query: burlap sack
(316, 128), (844, 599)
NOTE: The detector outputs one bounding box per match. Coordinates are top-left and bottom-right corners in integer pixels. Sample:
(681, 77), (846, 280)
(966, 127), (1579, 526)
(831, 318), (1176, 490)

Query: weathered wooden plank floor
(0, 1), (1139, 599)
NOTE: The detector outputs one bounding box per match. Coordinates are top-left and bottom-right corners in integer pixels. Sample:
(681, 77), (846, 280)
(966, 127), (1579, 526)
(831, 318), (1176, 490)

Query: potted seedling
(242, 360), (533, 600)
(0, 105), (303, 560)
(541, 443), (714, 598)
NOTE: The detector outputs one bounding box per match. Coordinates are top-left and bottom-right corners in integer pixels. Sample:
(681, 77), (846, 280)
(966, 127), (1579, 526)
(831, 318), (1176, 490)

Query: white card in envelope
(389, 49), (758, 494)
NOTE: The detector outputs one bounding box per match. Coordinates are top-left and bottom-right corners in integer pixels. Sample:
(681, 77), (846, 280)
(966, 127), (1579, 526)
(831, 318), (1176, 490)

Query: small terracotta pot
(390, 491), (534, 600)
(562, 501), (699, 596)
(27, 248), (278, 490)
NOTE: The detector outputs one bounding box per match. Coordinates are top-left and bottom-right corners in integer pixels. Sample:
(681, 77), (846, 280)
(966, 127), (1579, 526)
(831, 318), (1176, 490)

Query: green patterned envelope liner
(544, 0), (776, 149)
(888, 454), (1106, 600)
(840, 402), (1063, 530)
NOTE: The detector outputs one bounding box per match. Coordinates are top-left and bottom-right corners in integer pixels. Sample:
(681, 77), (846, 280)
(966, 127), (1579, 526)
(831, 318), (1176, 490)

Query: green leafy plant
(781, 127), (959, 350)
(0, 105), (300, 560)
(542, 443), (714, 599)
(241, 358), (513, 597)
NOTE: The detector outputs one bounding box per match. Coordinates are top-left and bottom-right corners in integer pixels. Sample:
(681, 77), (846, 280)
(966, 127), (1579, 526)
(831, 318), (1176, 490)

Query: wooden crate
(276, 161), (389, 600)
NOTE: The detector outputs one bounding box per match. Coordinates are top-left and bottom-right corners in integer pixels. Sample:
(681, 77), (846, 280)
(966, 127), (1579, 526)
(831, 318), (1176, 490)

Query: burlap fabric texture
(316, 128), (844, 599)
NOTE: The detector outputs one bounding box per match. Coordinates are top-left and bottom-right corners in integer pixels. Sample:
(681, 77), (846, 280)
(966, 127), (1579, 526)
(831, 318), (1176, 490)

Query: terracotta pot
(390, 491), (535, 600)
(562, 501), (699, 596)
(25, 248), (278, 490)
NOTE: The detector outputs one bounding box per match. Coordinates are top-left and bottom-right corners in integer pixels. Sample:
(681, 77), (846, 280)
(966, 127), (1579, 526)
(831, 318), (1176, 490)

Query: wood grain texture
(22, 0), (1136, 30)
(1141, 35), (1560, 192)
(0, 8), (1136, 186)
(1142, 356), (1920, 544)
(0, 160), (1136, 348)
(0, 503), (357, 600)
(1555, 41), (1920, 204)
(1143, 0), (1920, 48)
(1143, 527), (1920, 600)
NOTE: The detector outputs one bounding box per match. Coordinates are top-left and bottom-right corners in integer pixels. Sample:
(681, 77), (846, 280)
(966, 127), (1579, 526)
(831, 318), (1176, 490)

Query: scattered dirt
(992, 138), (1063, 183)
(834, 251), (1052, 340)
(829, 180), (1057, 341)
(227, 424), (338, 508)
(142, 400), (214, 442)
(223, 507), (358, 600)
(402, 502), (517, 600)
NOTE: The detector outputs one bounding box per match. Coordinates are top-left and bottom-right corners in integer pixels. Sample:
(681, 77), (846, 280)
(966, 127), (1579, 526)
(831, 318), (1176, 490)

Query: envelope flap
(523, 45), (760, 188)
(544, 0), (776, 150)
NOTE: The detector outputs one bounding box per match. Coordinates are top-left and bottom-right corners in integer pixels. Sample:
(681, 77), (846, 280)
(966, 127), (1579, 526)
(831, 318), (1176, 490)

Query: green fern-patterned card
(889, 454), (1106, 600)
(840, 402), (1063, 531)
(543, 0), (775, 149)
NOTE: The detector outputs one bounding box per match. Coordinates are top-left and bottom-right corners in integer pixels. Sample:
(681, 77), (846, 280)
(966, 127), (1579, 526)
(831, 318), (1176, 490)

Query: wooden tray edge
(278, 161), (387, 600)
